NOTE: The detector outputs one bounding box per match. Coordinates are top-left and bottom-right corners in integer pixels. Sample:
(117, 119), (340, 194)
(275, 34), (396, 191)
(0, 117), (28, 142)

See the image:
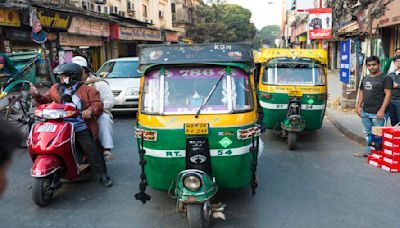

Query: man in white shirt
(72, 56), (115, 161)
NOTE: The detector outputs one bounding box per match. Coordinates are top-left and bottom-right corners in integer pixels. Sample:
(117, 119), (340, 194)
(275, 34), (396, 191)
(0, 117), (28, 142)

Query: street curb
(326, 108), (366, 146)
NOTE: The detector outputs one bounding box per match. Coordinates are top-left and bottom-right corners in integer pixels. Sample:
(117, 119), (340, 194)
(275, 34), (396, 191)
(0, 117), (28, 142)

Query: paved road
(2, 115), (400, 228)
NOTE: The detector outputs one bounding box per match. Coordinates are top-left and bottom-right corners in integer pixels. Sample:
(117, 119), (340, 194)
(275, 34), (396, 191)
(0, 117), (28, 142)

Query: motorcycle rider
(30, 63), (112, 187)
(71, 56), (115, 161)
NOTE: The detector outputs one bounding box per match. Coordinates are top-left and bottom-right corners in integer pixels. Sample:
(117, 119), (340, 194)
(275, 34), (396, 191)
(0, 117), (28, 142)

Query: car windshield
(141, 66), (253, 115)
(97, 60), (141, 78)
(263, 62), (325, 86)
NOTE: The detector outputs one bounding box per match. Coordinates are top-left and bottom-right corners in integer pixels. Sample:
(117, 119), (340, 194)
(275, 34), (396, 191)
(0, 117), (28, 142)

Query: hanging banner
(0, 8), (21, 27)
(340, 40), (351, 84)
(308, 8), (332, 40)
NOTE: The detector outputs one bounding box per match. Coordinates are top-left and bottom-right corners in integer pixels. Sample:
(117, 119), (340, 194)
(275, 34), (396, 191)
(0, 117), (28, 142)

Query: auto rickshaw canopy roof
(255, 48), (328, 65)
(138, 43), (254, 73)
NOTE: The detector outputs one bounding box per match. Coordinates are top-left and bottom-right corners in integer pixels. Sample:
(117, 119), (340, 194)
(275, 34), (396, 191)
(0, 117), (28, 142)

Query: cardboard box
(368, 156), (381, 168)
(381, 165), (400, 173)
(372, 126), (384, 137)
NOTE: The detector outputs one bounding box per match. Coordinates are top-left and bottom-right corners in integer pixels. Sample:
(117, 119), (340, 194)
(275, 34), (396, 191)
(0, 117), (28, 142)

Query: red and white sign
(308, 8), (332, 40)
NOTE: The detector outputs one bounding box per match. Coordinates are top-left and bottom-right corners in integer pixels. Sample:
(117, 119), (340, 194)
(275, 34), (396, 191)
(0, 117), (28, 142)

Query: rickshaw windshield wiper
(195, 73), (225, 118)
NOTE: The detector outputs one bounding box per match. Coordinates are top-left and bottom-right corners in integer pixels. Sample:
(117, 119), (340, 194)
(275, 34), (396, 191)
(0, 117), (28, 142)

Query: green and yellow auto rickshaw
(134, 43), (261, 228)
(255, 48), (328, 150)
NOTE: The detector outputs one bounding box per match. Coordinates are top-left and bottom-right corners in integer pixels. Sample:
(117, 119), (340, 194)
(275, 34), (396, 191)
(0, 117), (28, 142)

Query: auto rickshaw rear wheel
(187, 203), (209, 228)
(288, 132), (297, 150)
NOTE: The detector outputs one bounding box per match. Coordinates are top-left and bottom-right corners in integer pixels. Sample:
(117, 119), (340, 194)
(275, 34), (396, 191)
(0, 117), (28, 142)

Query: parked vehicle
(135, 43), (261, 228)
(255, 48), (328, 150)
(28, 103), (91, 206)
(97, 57), (141, 112)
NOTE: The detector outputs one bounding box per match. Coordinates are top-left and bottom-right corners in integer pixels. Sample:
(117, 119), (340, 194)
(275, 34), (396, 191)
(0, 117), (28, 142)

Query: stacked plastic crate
(368, 127), (400, 172)
(381, 128), (400, 172)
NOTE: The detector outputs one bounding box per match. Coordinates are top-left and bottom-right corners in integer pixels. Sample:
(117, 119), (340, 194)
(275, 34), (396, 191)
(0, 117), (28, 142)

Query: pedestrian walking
(383, 48), (400, 74)
(388, 55), (400, 125)
(355, 56), (393, 157)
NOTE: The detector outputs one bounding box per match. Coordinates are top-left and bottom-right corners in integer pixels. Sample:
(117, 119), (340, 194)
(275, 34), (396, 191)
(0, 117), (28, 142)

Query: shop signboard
(308, 8), (332, 40)
(38, 9), (72, 30)
(112, 25), (162, 41)
(59, 33), (103, 47)
(340, 40), (351, 84)
(5, 29), (31, 41)
(0, 8), (21, 27)
(68, 16), (110, 37)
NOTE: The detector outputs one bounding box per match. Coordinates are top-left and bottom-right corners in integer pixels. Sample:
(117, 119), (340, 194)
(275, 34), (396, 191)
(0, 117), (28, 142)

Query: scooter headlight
(183, 175), (202, 191)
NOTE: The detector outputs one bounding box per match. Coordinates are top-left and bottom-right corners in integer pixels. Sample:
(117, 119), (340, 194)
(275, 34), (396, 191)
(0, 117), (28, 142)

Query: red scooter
(29, 102), (90, 206)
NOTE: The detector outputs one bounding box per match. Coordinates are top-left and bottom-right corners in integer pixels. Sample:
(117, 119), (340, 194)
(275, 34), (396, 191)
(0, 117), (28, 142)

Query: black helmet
(53, 63), (83, 86)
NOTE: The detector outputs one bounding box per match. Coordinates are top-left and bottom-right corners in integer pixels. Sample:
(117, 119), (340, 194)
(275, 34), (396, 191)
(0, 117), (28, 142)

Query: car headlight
(126, 87), (139, 96)
(183, 175), (202, 191)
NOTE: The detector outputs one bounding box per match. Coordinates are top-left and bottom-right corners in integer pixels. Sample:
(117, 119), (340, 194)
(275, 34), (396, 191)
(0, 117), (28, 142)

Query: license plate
(37, 124), (57, 133)
(185, 123), (209, 135)
(288, 90), (303, 97)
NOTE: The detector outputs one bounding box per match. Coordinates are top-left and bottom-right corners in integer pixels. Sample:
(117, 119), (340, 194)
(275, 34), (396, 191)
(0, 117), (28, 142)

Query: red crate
(371, 149), (382, 155)
(381, 165), (400, 173)
(381, 159), (400, 168)
(382, 147), (400, 158)
(382, 127), (400, 140)
(367, 156), (381, 168)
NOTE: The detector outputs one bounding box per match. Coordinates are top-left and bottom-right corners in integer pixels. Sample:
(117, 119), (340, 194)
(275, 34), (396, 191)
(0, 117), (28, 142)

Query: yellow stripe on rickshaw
(138, 112), (258, 129)
(258, 85), (327, 94)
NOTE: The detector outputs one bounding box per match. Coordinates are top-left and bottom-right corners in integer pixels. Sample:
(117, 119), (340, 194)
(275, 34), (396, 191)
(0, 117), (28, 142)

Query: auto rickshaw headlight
(307, 98), (314, 105)
(183, 175), (202, 191)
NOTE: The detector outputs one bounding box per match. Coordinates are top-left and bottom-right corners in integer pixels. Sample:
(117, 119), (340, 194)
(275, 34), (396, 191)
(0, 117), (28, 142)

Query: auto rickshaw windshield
(263, 61), (325, 86)
(141, 66), (254, 115)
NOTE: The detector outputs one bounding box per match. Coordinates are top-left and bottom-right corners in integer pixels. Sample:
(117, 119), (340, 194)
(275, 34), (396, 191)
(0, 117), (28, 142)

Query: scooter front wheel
(187, 203), (209, 228)
(31, 177), (54, 207)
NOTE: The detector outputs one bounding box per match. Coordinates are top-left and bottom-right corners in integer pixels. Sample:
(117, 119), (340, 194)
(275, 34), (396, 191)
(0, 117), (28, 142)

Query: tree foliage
(253, 25), (281, 49)
(187, 2), (256, 43)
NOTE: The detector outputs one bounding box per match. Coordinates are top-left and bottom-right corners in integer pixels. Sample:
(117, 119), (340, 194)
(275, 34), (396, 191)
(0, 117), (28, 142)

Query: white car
(97, 57), (141, 112)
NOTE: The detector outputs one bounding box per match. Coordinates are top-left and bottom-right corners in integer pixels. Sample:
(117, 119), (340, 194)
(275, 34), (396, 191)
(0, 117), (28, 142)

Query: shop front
(110, 24), (162, 58)
(62, 16), (110, 71)
(373, 0), (400, 58)
(37, 7), (72, 69)
(0, 8), (22, 53)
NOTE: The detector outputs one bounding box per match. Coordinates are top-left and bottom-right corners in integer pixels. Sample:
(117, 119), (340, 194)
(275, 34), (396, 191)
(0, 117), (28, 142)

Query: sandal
(353, 153), (368, 158)
(104, 150), (115, 161)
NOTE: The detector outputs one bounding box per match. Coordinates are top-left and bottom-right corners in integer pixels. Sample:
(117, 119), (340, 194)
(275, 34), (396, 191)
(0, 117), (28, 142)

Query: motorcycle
(28, 102), (90, 206)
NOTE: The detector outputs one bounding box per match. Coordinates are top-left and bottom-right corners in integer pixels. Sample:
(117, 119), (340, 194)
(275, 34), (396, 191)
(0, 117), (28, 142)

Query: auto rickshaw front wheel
(288, 132), (297, 150)
(187, 203), (209, 228)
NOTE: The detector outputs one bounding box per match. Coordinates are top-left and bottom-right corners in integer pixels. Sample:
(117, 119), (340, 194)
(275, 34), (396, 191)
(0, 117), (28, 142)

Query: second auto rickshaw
(255, 48), (328, 150)
(134, 43), (260, 228)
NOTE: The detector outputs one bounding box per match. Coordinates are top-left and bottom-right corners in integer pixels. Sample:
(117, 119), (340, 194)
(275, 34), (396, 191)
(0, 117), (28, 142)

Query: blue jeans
(389, 100), (400, 126)
(361, 111), (387, 154)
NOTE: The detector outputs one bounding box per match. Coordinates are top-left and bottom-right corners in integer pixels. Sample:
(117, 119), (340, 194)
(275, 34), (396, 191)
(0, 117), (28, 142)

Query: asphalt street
(1, 115), (400, 228)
